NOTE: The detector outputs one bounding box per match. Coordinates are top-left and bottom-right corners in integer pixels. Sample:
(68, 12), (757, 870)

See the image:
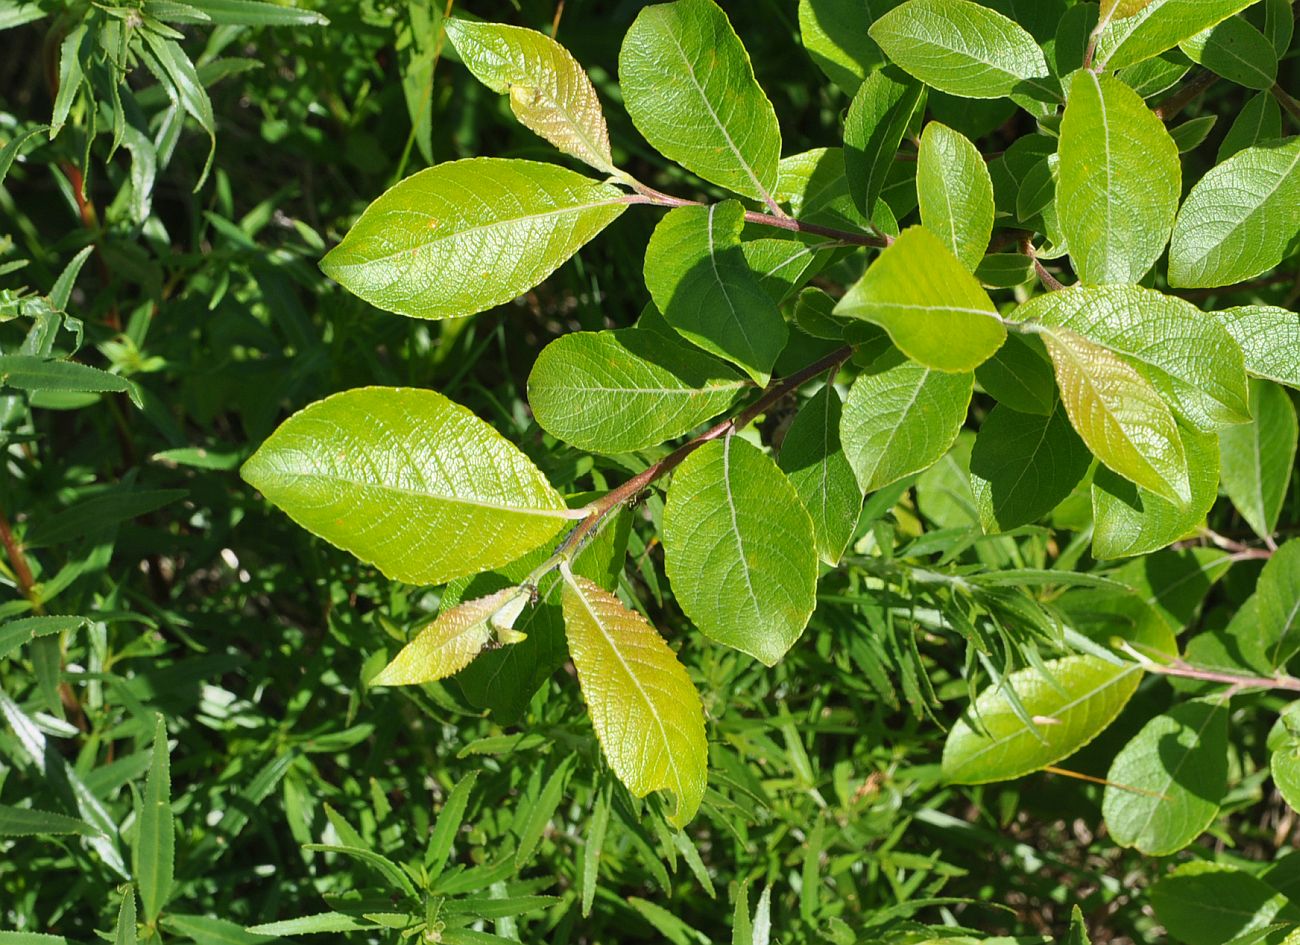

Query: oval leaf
(917, 122), (995, 272)
(1168, 137), (1300, 289)
(778, 384), (863, 565)
(1179, 15), (1278, 90)
(943, 655), (1142, 783)
(1058, 71), (1180, 286)
(834, 226), (1005, 373)
(644, 202), (787, 384)
(662, 436), (818, 666)
(1102, 698), (1229, 856)
(1219, 378), (1298, 540)
(561, 571), (707, 828)
(1212, 305), (1300, 389)
(1096, 0), (1260, 69)
(528, 328), (746, 454)
(840, 354), (974, 493)
(868, 0), (1052, 100)
(619, 0), (781, 202)
(242, 387), (571, 586)
(844, 66), (924, 219)
(320, 158), (627, 321)
(445, 20), (615, 173)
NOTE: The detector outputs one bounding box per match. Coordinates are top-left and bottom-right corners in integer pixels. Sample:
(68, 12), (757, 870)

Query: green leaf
(619, 0), (781, 202)
(843, 67), (924, 220)
(777, 148), (874, 236)
(1219, 91), (1283, 161)
(743, 239), (827, 304)
(372, 588), (530, 686)
(515, 755), (574, 867)
(445, 20), (615, 174)
(1212, 306), (1300, 389)
(1057, 71), (1180, 286)
(0, 355), (134, 399)
(140, 33), (216, 187)
(834, 227), (1005, 373)
(561, 571), (708, 828)
(115, 887), (136, 945)
(1170, 114), (1218, 153)
(1179, 15), (1277, 89)
(798, 0), (892, 94)
(188, 0), (329, 25)
(0, 805), (102, 837)
(247, 914), (376, 936)
(1111, 546), (1233, 632)
(50, 24), (86, 138)
(320, 158), (626, 321)
(528, 328), (745, 454)
(644, 202), (787, 384)
(1092, 424), (1219, 559)
(1031, 323), (1191, 505)
(974, 332), (1057, 416)
(778, 384), (863, 565)
(1016, 285), (1250, 432)
(1067, 904), (1092, 945)
(1096, 0), (1260, 69)
(0, 615), (89, 662)
(868, 0), (1053, 100)
(241, 388), (571, 586)
(1102, 698), (1229, 855)
(1168, 138), (1300, 289)
(425, 770), (478, 879)
(30, 488), (187, 548)
(969, 402), (1091, 532)
(1220, 379), (1298, 540)
(942, 655), (1142, 783)
(136, 715), (174, 923)
(0, 125), (49, 188)
(662, 436), (818, 665)
(916, 122), (994, 272)
(1264, 0), (1294, 55)
(840, 354), (974, 493)
(1151, 862), (1300, 945)
(1256, 540), (1300, 669)
(161, 914), (275, 945)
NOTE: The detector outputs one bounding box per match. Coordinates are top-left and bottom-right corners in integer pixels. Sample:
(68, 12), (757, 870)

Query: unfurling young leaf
(561, 570), (707, 828)
(241, 388), (572, 586)
(320, 158), (627, 321)
(445, 20), (616, 174)
(662, 436), (818, 666)
(835, 226), (1005, 373)
(372, 588), (531, 686)
(619, 0), (781, 203)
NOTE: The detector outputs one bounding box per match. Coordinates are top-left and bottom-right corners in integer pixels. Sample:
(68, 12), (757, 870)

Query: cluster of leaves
(2, 0), (1300, 942)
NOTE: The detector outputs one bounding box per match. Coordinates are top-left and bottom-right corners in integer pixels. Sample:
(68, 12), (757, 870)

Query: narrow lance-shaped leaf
(619, 0), (781, 203)
(943, 655), (1143, 783)
(372, 588), (531, 686)
(1219, 379), (1298, 541)
(1029, 323), (1191, 506)
(136, 715), (174, 923)
(834, 226), (1005, 373)
(868, 0), (1053, 100)
(445, 20), (615, 174)
(528, 328), (747, 454)
(241, 388), (572, 586)
(1168, 138), (1300, 290)
(1014, 285), (1250, 432)
(916, 122), (994, 272)
(1057, 71), (1180, 286)
(644, 202), (787, 385)
(778, 384), (863, 565)
(1096, 0), (1261, 69)
(561, 570), (707, 828)
(1102, 698), (1229, 856)
(840, 354), (974, 493)
(320, 158), (627, 321)
(662, 436), (819, 666)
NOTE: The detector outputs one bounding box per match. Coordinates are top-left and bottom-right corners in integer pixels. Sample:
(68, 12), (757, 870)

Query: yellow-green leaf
(372, 588), (529, 686)
(561, 571), (707, 828)
(445, 20), (615, 174)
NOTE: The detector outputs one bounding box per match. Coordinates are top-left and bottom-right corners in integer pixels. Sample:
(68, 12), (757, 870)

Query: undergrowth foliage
(2, 0), (1300, 942)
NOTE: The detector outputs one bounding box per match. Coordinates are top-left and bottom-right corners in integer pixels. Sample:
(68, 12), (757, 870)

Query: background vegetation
(1, 1), (1298, 943)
